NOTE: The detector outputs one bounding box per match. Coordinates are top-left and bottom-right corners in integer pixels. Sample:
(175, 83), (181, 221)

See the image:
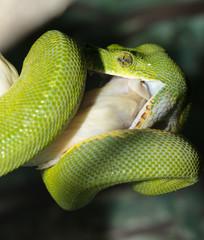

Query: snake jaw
(129, 79), (165, 130)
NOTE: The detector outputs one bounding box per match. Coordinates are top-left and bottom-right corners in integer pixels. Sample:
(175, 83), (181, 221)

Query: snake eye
(117, 52), (133, 68)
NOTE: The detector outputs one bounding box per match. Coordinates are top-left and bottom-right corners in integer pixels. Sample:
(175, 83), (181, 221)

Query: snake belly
(0, 30), (201, 211)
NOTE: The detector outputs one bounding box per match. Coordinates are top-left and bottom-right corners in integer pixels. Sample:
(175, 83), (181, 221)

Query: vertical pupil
(117, 53), (133, 67)
(122, 56), (126, 64)
(117, 52), (133, 68)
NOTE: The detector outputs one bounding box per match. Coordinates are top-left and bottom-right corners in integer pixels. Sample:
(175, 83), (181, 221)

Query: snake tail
(42, 129), (200, 210)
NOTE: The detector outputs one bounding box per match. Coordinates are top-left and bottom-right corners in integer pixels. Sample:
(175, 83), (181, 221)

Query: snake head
(85, 43), (190, 133)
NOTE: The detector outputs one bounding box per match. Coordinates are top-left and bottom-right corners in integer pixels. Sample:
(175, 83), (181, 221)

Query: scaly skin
(0, 31), (86, 175)
(42, 129), (200, 210)
(0, 30), (200, 210)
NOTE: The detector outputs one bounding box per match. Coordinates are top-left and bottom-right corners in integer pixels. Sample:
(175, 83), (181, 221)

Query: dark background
(0, 0), (204, 239)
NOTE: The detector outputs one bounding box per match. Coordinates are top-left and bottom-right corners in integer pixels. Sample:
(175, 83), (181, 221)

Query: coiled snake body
(0, 31), (200, 210)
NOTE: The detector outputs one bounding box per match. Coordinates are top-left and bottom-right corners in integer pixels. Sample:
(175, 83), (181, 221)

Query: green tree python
(0, 30), (200, 210)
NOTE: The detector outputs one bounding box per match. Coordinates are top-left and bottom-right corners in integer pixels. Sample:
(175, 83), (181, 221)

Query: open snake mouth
(87, 71), (164, 130)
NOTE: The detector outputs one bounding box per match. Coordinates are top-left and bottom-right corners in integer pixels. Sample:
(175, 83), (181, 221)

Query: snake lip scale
(129, 79), (164, 129)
